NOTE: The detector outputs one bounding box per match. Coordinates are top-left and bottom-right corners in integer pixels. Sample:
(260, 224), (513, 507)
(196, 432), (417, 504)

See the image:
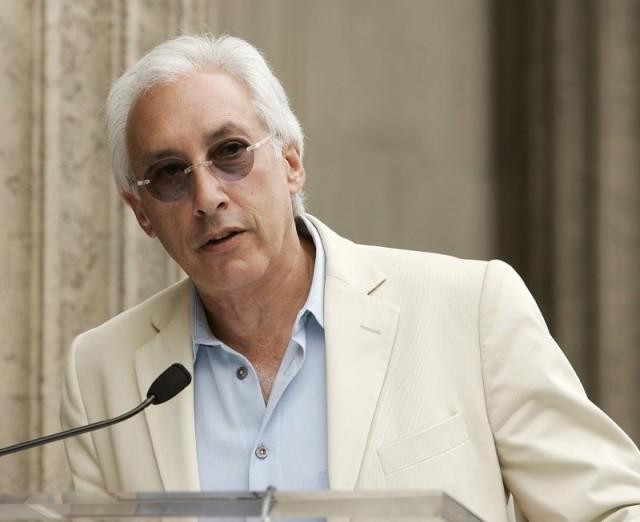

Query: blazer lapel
(134, 280), (200, 491)
(309, 216), (399, 490)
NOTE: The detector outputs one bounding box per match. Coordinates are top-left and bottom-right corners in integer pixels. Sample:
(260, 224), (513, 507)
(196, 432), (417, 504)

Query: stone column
(0, 0), (209, 494)
(493, 0), (640, 440)
(594, 0), (640, 439)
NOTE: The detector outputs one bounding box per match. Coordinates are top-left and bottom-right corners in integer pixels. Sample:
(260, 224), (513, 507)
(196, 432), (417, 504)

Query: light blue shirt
(192, 217), (329, 492)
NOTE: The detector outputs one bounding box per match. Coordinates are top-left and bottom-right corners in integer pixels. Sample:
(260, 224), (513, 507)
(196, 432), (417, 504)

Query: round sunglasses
(136, 134), (272, 202)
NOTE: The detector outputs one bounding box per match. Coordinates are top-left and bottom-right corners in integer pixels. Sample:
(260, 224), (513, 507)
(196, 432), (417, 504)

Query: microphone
(0, 363), (191, 458)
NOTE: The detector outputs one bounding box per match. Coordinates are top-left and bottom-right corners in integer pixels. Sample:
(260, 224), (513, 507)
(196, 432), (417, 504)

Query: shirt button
(236, 366), (248, 380)
(255, 445), (268, 460)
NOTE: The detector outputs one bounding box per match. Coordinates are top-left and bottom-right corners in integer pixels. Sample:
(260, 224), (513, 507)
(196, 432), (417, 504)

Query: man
(60, 34), (640, 521)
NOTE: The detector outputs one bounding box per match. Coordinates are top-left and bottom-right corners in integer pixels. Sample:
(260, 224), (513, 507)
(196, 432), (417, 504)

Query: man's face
(125, 69), (305, 295)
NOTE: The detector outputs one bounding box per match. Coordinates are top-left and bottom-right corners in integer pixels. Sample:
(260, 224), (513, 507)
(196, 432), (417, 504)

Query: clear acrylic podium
(0, 490), (483, 521)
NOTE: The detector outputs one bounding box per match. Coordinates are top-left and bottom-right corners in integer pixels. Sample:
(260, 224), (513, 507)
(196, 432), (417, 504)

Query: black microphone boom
(0, 363), (191, 458)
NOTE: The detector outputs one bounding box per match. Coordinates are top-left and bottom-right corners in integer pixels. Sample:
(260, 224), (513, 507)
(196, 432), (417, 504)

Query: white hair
(106, 34), (306, 216)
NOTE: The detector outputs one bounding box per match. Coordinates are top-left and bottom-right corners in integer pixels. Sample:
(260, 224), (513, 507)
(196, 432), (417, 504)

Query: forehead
(126, 69), (262, 155)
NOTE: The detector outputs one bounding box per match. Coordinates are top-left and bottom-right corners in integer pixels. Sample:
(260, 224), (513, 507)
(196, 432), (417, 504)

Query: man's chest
(193, 319), (329, 491)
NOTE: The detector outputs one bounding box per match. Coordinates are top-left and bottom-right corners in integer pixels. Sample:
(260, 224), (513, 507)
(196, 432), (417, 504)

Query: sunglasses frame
(135, 134), (273, 201)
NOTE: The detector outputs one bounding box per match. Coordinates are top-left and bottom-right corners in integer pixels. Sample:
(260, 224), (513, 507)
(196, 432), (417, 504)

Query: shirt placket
(248, 318), (308, 491)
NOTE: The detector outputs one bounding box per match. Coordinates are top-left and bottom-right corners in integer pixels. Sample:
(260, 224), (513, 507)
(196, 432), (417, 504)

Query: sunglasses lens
(148, 166), (190, 202)
(212, 142), (255, 182)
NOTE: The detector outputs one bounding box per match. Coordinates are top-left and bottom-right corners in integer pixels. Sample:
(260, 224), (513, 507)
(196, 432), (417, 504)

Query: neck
(196, 230), (316, 358)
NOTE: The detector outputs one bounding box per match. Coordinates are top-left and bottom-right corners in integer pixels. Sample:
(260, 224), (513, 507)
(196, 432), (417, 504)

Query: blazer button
(255, 445), (268, 460)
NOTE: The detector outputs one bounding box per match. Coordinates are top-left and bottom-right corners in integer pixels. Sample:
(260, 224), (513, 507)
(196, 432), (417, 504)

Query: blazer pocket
(377, 413), (469, 475)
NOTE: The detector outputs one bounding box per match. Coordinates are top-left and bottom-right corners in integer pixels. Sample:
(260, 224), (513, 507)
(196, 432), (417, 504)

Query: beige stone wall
(303, 1), (492, 258)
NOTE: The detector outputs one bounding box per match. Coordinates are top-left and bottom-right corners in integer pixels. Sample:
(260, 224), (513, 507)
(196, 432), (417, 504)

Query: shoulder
(359, 243), (489, 279)
(307, 214), (534, 318)
(71, 278), (191, 363)
(308, 214), (494, 295)
(357, 243), (498, 303)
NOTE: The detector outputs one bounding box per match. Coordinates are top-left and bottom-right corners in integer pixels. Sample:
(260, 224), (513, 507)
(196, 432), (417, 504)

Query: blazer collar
(306, 215), (387, 295)
(307, 215), (400, 490)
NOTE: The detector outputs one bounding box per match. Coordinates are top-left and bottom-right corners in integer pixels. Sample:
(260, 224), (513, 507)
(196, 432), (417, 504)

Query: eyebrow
(142, 122), (248, 166)
(204, 123), (245, 143)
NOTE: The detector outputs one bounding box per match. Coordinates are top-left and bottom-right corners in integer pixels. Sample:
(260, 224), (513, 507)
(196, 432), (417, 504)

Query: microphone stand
(0, 362), (191, 458)
(0, 396), (155, 458)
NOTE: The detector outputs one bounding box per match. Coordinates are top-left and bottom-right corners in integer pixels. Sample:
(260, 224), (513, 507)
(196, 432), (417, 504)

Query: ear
(282, 144), (306, 195)
(122, 190), (157, 238)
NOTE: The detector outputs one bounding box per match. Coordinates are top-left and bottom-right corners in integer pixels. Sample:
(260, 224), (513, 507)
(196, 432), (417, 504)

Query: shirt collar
(191, 215), (326, 359)
(298, 214), (325, 329)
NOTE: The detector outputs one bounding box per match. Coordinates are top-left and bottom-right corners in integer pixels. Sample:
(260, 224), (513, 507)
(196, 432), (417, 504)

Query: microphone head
(146, 363), (192, 405)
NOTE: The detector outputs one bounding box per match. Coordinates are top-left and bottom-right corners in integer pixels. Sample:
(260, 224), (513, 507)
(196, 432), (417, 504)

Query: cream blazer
(61, 215), (640, 521)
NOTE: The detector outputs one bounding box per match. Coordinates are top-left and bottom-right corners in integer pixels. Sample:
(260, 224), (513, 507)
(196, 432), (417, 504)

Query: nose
(189, 163), (230, 218)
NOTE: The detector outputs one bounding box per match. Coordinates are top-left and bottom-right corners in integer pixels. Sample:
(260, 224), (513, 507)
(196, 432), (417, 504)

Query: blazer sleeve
(59, 336), (108, 493)
(478, 260), (640, 521)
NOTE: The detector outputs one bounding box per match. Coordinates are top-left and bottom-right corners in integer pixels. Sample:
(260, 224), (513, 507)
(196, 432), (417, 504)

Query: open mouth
(205, 231), (241, 246)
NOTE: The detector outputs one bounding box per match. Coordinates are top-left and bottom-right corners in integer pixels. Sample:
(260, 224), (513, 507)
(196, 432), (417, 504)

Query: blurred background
(0, 0), (638, 493)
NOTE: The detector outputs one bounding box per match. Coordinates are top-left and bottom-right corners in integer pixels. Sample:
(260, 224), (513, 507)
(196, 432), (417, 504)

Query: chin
(199, 259), (268, 292)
